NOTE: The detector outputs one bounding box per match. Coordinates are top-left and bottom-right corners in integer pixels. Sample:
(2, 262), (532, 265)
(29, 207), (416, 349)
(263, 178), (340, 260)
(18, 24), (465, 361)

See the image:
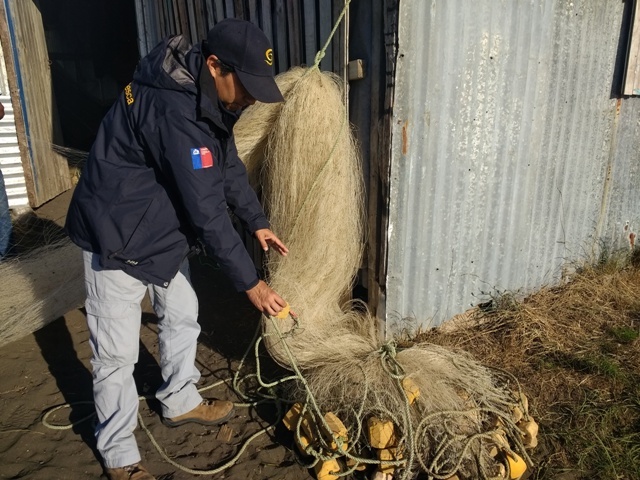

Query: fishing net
(0, 237), (84, 348)
(234, 66), (536, 479)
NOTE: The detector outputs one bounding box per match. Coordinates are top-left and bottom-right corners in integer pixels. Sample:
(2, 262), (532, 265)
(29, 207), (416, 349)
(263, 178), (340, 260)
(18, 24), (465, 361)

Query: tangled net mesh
(235, 67), (535, 479)
(0, 237), (84, 348)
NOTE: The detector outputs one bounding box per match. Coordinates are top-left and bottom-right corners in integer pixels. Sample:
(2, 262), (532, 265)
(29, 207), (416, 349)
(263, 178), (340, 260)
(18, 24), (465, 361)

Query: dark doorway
(39, 0), (139, 151)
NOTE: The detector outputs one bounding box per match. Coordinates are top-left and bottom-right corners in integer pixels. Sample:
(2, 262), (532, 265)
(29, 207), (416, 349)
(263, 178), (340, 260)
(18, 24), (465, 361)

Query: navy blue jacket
(66, 35), (269, 291)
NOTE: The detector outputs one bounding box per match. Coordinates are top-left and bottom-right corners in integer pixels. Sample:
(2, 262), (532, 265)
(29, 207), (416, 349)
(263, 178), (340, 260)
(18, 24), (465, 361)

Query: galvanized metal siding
(386, 0), (640, 331)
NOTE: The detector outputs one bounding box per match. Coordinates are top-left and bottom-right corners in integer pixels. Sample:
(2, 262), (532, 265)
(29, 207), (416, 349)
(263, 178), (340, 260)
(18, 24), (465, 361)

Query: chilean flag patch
(191, 147), (214, 169)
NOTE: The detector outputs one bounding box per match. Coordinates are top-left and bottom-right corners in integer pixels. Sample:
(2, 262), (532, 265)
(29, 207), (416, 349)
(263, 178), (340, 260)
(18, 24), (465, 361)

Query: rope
(40, 307), (531, 478)
(137, 411), (273, 476)
(41, 326), (282, 476)
(313, 0), (352, 70)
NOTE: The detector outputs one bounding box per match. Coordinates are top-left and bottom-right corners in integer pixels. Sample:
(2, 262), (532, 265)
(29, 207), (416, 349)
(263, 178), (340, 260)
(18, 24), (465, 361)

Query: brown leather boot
(163, 399), (234, 427)
(105, 463), (155, 480)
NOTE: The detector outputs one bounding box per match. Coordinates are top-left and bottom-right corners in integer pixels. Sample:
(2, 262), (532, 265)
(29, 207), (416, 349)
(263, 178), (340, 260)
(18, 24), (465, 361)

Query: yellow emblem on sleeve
(124, 83), (135, 105)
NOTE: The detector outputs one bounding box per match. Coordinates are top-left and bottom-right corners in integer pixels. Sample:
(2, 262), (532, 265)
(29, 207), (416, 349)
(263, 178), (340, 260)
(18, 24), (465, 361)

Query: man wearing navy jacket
(66, 19), (288, 480)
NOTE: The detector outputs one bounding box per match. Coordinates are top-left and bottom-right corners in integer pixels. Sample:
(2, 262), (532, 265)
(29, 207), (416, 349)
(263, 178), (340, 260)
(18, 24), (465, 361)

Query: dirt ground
(0, 191), (308, 480)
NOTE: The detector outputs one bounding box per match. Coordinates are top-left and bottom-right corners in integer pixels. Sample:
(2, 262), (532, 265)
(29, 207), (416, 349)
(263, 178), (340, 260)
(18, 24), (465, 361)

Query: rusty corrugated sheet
(385, 0), (640, 332)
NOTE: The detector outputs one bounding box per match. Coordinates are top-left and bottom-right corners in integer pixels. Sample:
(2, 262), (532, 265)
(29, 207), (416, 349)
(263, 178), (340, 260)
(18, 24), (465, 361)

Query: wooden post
(367, 0), (398, 329)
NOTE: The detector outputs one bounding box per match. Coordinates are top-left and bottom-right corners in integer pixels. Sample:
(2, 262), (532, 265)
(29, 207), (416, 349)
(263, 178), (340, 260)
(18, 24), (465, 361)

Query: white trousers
(83, 251), (203, 468)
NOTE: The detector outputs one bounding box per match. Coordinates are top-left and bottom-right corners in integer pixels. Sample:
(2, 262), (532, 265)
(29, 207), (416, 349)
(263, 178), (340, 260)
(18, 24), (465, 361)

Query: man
(65, 19), (288, 480)
(0, 101), (11, 259)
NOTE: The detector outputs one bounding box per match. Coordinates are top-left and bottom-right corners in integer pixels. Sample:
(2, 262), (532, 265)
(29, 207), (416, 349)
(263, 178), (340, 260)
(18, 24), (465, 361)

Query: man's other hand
(246, 280), (287, 316)
(254, 228), (288, 256)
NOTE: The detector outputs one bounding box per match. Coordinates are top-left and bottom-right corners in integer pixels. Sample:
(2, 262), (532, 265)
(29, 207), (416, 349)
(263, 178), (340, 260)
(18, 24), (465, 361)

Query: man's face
(206, 55), (256, 112)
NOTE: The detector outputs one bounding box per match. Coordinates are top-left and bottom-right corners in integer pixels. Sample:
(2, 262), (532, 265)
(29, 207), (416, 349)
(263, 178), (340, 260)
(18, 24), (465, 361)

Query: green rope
(313, 0), (352, 70)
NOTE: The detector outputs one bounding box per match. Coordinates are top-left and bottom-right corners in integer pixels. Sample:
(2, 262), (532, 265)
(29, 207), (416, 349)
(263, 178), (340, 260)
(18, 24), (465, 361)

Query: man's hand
(246, 280), (287, 316)
(255, 228), (288, 256)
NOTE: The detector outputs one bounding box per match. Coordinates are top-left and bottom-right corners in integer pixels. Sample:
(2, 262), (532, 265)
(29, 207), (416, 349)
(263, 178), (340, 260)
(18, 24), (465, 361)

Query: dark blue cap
(206, 18), (284, 103)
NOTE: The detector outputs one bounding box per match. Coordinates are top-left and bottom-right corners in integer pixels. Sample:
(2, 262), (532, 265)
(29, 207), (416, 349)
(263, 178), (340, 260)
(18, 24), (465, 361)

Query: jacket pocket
(112, 198), (156, 261)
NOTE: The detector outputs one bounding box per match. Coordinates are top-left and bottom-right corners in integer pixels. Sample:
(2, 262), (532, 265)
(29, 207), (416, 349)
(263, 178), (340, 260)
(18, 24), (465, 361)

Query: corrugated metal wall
(134, 0), (348, 76)
(0, 37), (26, 208)
(385, 0), (640, 332)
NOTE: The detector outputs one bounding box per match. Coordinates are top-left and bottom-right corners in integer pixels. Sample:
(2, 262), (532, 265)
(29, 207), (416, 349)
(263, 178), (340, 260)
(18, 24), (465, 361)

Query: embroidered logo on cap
(191, 147), (214, 169)
(265, 48), (273, 66)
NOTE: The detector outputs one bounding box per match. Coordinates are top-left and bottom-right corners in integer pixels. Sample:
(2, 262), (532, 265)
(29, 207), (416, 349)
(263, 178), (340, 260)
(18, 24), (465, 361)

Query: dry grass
(411, 250), (640, 479)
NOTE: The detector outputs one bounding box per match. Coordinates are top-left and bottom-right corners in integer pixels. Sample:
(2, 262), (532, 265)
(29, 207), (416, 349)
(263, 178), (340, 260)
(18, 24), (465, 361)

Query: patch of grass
(417, 246), (640, 479)
(561, 396), (640, 479)
(608, 326), (639, 344)
(547, 351), (624, 380)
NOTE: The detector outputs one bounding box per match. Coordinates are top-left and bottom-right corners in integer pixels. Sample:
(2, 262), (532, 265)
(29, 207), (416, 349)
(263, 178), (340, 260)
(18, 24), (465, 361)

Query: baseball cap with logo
(205, 18), (284, 103)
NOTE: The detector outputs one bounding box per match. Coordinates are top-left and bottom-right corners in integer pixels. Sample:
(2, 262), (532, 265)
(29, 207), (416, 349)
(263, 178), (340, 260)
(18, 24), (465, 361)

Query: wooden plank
(368, 0), (398, 325)
(163, 0), (176, 36)
(261, 0), (274, 51)
(302, 0), (317, 66)
(234, 0), (245, 19)
(186, 0), (199, 44)
(332, 0), (347, 79)
(213, 0), (225, 23)
(247, 0), (259, 26)
(172, 0), (182, 35)
(347, 59), (364, 80)
(286, 0), (301, 66)
(332, 0), (341, 73)
(156, 0), (166, 39)
(134, 0), (149, 56)
(165, 0), (177, 35)
(623, 0), (640, 95)
(318, 0), (332, 71)
(141, 0), (159, 51)
(177, 0), (190, 36)
(1, 0), (71, 207)
(225, 0), (235, 18)
(204, 0), (216, 30)
(195, 0), (208, 40)
(274, 0), (289, 72)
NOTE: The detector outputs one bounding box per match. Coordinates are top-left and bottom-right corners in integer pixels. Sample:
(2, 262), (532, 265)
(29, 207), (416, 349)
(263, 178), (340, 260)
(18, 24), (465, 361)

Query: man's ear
(206, 55), (219, 78)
